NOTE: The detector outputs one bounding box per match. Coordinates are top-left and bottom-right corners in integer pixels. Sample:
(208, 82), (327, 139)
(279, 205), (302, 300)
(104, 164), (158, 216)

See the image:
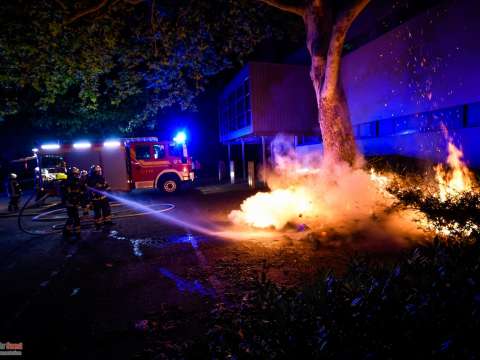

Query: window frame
(134, 144), (153, 161)
(152, 144), (166, 160)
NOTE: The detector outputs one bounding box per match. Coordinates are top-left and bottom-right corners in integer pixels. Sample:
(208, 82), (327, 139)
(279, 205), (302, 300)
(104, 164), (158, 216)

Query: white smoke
(229, 135), (425, 244)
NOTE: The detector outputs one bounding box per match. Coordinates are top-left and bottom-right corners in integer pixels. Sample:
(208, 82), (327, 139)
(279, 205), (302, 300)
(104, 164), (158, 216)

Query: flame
(229, 187), (314, 230)
(416, 139), (478, 237)
(435, 142), (475, 202)
(229, 137), (401, 234)
(370, 168), (392, 197)
(418, 216), (479, 238)
(228, 135), (478, 243)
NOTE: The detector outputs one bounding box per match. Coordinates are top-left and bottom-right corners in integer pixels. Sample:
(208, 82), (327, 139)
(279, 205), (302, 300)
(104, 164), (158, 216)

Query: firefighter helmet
(89, 164), (102, 176)
(68, 167), (80, 177)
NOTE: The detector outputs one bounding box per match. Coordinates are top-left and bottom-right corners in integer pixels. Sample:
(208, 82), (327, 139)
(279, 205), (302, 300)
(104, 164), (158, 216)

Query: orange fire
(229, 187), (314, 230)
(369, 168), (392, 197)
(229, 135), (478, 242)
(229, 151), (400, 233)
(434, 142), (476, 202)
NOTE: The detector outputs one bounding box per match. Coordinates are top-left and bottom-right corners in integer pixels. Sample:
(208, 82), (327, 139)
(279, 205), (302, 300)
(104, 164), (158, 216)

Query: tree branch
(65, 0), (145, 25)
(258, 0), (304, 16)
(124, 0), (145, 4)
(336, 0), (370, 27)
(65, 0), (110, 25)
(322, 0), (370, 97)
(54, 0), (68, 11)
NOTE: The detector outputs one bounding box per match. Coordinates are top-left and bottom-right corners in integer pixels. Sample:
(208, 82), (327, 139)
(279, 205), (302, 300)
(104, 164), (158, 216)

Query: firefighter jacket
(87, 174), (110, 200)
(8, 179), (22, 198)
(64, 176), (85, 207)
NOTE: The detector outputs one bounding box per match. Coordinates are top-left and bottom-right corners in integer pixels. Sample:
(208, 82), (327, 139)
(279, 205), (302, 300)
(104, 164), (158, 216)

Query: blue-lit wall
(336, 0), (480, 166)
(356, 126), (480, 167)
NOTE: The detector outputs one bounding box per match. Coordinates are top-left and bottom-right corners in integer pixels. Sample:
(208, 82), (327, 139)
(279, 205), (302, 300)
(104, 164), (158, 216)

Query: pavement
(0, 184), (402, 358)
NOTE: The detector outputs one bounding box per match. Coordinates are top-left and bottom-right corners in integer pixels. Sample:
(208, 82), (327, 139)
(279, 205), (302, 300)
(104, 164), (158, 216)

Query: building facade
(300, 0), (480, 167)
(219, 0), (480, 175)
(218, 62), (318, 180)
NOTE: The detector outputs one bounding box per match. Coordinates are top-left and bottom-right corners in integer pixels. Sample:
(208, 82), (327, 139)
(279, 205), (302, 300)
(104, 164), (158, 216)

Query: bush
(184, 185), (480, 359)
(391, 185), (480, 239)
(202, 237), (480, 359)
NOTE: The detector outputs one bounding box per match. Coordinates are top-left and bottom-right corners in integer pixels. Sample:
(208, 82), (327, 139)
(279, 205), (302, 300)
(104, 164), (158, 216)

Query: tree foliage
(0, 0), (300, 135)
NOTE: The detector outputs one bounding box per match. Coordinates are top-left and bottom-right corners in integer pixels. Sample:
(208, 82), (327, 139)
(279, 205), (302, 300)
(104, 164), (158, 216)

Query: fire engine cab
(34, 136), (194, 193)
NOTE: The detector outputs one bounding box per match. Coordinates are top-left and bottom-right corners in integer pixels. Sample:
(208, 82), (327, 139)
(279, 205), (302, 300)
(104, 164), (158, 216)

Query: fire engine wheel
(158, 176), (180, 193)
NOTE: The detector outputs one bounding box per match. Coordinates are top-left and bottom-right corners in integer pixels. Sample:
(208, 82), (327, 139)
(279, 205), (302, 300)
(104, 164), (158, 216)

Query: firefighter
(7, 173), (22, 212)
(79, 170), (90, 216)
(87, 165), (112, 229)
(63, 167), (84, 239)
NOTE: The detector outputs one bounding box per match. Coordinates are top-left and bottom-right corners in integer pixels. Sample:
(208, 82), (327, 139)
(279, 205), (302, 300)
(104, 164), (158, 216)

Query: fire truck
(34, 135), (194, 194)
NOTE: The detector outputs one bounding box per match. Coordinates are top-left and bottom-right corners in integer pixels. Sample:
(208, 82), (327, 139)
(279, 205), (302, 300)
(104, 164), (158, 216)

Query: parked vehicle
(34, 135), (194, 194)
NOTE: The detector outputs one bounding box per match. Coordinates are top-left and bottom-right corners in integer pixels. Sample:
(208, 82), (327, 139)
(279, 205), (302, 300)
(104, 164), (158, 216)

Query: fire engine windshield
(168, 144), (182, 158)
(168, 144), (187, 163)
(41, 155), (65, 172)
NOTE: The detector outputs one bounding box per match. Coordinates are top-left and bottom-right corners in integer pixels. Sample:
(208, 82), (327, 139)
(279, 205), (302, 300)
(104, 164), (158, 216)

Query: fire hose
(15, 192), (175, 236)
(0, 192), (56, 219)
(17, 192), (62, 236)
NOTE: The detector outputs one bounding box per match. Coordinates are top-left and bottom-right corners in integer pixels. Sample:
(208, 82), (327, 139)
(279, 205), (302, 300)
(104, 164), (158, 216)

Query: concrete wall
(357, 128), (480, 168)
(328, 0), (480, 166)
(342, 0), (480, 124)
(297, 127), (480, 168)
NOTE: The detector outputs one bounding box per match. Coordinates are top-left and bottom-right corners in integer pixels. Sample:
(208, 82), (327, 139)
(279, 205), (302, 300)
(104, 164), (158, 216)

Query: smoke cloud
(229, 135), (425, 245)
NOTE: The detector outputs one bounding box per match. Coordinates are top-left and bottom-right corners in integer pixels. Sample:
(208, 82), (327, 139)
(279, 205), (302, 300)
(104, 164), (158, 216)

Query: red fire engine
(34, 136), (194, 193)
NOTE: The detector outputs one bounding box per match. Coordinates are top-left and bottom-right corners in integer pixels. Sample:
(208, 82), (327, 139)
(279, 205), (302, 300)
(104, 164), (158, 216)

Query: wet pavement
(0, 187), (392, 358)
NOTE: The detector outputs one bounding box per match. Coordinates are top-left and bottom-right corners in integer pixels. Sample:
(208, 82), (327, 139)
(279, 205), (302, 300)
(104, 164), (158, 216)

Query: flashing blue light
(73, 141), (91, 149)
(173, 131), (187, 144)
(41, 143), (60, 150)
(103, 140), (121, 148)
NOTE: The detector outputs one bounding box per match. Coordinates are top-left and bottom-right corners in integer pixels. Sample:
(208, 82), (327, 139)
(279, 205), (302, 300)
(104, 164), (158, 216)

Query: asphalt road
(0, 186), (404, 358)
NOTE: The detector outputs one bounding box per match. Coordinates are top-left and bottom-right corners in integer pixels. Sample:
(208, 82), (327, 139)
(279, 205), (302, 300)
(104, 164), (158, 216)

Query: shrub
(176, 174), (480, 358)
(391, 185), (480, 239)
(203, 237), (480, 359)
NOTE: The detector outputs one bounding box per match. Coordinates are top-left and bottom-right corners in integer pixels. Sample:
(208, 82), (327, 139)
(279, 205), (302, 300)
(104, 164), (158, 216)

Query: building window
(467, 102), (480, 127)
(354, 121), (377, 138)
(219, 77), (251, 136)
(354, 103), (471, 140)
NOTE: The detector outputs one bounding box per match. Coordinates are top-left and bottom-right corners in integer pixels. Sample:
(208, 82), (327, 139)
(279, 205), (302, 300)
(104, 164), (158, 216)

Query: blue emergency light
(41, 143), (60, 150)
(103, 140), (121, 148)
(73, 141), (92, 149)
(173, 131), (187, 144)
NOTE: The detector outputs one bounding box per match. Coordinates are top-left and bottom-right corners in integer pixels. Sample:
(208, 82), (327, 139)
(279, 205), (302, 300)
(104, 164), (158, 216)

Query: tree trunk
(304, 4), (358, 165)
(318, 83), (357, 164)
(260, 0), (370, 165)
